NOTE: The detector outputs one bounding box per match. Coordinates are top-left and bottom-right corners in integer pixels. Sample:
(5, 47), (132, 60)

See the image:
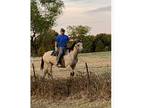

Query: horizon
(53, 0), (111, 35)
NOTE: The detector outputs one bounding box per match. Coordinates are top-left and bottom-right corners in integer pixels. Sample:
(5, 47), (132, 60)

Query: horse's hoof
(70, 72), (74, 76)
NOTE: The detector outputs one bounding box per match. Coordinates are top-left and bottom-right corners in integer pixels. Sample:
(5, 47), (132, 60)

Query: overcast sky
(53, 0), (111, 35)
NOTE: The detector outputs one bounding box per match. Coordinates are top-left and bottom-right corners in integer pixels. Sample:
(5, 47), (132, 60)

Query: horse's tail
(40, 57), (44, 70)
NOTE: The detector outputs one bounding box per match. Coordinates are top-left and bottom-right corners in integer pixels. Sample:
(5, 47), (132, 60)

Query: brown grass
(31, 72), (111, 102)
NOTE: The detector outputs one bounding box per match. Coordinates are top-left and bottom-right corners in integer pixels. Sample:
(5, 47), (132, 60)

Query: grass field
(31, 51), (111, 108)
(31, 51), (111, 78)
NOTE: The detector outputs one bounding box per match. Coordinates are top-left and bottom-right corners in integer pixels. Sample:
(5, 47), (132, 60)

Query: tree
(31, 0), (64, 34)
(67, 25), (90, 37)
(95, 40), (105, 52)
(81, 36), (95, 53)
(94, 33), (111, 52)
(31, 0), (64, 56)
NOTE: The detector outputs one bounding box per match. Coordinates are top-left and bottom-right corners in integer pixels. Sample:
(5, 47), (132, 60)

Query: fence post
(32, 62), (36, 79)
(85, 62), (91, 95)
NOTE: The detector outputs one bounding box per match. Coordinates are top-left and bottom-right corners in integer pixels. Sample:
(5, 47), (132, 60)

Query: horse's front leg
(70, 59), (78, 77)
(50, 63), (53, 79)
(47, 63), (53, 79)
(42, 65), (48, 79)
(70, 64), (76, 77)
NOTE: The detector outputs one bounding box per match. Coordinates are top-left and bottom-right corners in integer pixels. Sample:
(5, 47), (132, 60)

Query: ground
(31, 51), (111, 108)
(32, 98), (111, 108)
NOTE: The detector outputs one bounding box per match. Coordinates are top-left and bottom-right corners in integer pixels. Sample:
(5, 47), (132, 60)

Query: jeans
(57, 47), (66, 65)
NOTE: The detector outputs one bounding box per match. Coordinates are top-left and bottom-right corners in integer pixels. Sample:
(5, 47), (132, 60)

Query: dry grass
(31, 71), (111, 102)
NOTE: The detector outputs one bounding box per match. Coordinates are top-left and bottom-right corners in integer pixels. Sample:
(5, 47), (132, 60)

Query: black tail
(40, 57), (44, 70)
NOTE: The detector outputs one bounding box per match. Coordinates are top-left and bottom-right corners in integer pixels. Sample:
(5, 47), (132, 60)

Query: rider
(55, 28), (69, 67)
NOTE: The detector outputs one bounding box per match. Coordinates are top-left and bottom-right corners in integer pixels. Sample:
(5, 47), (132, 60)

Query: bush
(95, 40), (105, 52)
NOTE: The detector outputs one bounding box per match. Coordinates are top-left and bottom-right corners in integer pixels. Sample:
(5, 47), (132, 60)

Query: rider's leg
(56, 47), (63, 65)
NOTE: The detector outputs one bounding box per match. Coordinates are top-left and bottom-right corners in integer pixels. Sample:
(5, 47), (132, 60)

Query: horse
(40, 40), (83, 79)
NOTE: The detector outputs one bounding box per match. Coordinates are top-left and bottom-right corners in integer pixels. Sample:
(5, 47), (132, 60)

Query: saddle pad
(51, 50), (58, 56)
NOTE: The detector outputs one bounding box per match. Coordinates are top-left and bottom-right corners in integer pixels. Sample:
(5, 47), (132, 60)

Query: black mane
(69, 41), (76, 51)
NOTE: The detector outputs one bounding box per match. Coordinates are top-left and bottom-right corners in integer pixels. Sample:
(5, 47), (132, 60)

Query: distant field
(31, 51), (111, 108)
(31, 51), (111, 78)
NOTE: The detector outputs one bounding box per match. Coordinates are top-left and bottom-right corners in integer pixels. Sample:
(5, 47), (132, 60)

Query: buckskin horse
(40, 40), (83, 79)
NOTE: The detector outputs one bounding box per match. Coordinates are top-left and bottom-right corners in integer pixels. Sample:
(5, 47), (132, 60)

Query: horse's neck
(70, 47), (78, 59)
(64, 47), (78, 59)
(63, 48), (78, 66)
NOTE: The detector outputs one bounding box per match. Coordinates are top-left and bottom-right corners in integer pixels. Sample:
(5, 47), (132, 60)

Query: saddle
(51, 48), (70, 56)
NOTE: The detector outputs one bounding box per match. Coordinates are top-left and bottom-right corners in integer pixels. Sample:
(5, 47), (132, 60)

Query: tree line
(31, 28), (111, 56)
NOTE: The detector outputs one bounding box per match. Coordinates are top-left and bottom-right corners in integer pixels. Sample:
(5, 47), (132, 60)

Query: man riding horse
(40, 28), (83, 78)
(55, 28), (69, 67)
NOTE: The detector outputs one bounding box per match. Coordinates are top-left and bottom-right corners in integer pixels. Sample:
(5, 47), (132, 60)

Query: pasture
(31, 51), (111, 108)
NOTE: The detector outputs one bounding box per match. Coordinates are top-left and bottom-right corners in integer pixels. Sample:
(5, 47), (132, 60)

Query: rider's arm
(55, 42), (58, 51)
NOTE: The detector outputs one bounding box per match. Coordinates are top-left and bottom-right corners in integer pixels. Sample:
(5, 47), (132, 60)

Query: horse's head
(74, 39), (83, 52)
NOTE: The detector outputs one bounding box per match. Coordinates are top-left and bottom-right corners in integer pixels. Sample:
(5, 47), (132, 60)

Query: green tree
(93, 33), (111, 52)
(31, 0), (64, 56)
(95, 40), (105, 52)
(67, 25), (90, 37)
(31, 0), (64, 34)
(81, 36), (95, 53)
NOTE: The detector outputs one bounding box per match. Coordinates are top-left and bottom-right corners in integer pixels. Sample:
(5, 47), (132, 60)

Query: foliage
(67, 25), (90, 37)
(31, 29), (58, 56)
(31, 0), (64, 56)
(31, 0), (64, 33)
(94, 33), (111, 52)
(66, 25), (111, 53)
(71, 33), (111, 53)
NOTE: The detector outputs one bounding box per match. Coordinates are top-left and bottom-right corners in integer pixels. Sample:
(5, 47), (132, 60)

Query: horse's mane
(68, 39), (81, 52)
(68, 41), (76, 51)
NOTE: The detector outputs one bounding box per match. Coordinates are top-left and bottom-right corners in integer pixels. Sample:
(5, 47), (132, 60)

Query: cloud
(87, 5), (111, 13)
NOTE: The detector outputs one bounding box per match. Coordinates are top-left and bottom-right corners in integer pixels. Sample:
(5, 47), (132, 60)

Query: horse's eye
(77, 45), (79, 47)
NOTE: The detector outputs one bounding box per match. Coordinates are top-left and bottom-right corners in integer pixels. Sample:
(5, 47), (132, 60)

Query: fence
(31, 62), (111, 99)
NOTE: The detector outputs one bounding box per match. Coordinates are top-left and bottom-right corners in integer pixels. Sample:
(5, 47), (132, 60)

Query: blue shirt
(56, 34), (69, 48)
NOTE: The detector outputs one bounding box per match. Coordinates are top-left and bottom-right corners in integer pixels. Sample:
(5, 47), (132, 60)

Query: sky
(53, 0), (111, 35)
